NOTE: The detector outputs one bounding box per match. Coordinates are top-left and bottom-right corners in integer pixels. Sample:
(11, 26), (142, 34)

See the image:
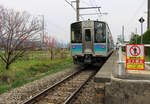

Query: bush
(129, 29), (150, 57)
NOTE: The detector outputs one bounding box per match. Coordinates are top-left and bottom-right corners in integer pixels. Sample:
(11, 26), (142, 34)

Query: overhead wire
(64, 0), (76, 11)
(80, 0), (91, 6)
(93, 0), (104, 18)
(127, 0), (146, 27)
(80, 0), (92, 20)
(89, 0), (102, 19)
(64, 0), (104, 20)
(64, 0), (84, 21)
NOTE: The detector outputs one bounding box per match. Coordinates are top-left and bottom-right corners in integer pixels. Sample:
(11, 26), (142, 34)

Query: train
(70, 20), (114, 65)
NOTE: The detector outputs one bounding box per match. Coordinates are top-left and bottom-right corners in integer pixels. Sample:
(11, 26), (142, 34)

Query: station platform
(118, 53), (150, 80)
(94, 51), (150, 104)
(94, 52), (117, 83)
(94, 51), (150, 82)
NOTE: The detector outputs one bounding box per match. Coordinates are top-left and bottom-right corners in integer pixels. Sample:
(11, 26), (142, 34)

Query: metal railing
(118, 43), (150, 76)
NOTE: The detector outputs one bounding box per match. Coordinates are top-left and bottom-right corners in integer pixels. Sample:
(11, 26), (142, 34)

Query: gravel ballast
(72, 77), (97, 104)
(0, 66), (82, 104)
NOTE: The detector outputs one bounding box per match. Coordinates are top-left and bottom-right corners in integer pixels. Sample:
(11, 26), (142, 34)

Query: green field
(0, 50), (74, 94)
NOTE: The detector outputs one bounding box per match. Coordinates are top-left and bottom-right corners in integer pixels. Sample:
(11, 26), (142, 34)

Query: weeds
(0, 50), (73, 94)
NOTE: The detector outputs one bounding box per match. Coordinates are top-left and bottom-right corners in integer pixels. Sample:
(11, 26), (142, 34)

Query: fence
(117, 43), (150, 76)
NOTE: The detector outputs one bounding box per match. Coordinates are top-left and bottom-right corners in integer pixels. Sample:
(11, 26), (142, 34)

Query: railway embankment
(0, 66), (81, 104)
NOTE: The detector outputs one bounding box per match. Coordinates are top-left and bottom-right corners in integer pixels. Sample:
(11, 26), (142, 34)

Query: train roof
(71, 20), (107, 24)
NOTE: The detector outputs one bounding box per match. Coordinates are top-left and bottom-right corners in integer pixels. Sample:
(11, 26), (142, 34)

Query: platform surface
(94, 52), (118, 83)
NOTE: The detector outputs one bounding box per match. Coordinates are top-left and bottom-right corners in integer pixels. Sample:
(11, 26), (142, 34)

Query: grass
(145, 55), (150, 63)
(0, 50), (74, 94)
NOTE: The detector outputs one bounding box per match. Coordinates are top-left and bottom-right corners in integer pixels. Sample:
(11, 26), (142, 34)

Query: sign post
(126, 44), (145, 70)
(139, 17), (145, 44)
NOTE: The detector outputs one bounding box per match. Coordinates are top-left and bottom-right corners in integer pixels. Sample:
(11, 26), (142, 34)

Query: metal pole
(141, 22), (143, 44)
(118, 43), (122, 76)
(42, 15), (45, 44)
(79, 7), (101, 9)
(39, 15), (45, 44)
(122, 26), (124, 44)
(76, 0), (80, 21)
(136, 28), (137, 44)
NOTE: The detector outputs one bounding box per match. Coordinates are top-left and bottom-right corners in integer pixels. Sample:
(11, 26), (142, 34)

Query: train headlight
(72, 46), (76, 49)
(101, 46), (105, 49)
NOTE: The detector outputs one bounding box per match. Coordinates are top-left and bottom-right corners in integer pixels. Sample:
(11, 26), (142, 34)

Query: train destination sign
(126, 44), (145, 70)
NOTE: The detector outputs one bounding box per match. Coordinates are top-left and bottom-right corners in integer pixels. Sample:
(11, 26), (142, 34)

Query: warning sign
(126, 44), (145, 70)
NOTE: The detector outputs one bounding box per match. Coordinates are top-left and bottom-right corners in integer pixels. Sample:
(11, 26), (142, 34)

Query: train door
(83, 28), (94, 54)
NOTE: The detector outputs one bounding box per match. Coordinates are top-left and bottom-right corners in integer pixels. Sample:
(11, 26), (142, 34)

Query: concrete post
(118, 43), (122, 76)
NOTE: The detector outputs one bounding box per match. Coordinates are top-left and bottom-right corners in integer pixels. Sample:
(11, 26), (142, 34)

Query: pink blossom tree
(43, 35), (56, 60)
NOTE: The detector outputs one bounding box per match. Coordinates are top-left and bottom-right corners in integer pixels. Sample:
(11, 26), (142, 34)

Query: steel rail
(23, 69), (83, 104)
(63, 70), (97, 104)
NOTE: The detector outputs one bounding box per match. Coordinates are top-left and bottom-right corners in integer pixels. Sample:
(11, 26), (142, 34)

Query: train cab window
(85, 29), (91, 41)
(94, 22), (106, 43)
(71, 22), (82, 43)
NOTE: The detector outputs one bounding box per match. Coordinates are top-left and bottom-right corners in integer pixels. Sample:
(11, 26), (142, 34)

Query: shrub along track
(23, 66), (100, 104)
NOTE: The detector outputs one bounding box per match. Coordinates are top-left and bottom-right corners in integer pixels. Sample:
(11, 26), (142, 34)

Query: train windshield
(71, 22), (82, 43)
(94, 22), (106, 43)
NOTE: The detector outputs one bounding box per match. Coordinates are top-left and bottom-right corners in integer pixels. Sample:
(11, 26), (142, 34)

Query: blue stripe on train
(71, 45), (82, 51)
(94, 45), (106, 51)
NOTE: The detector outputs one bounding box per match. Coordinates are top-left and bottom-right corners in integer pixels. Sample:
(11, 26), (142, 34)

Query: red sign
(126, 44), (145, 70)
(129, 45), (141, 56)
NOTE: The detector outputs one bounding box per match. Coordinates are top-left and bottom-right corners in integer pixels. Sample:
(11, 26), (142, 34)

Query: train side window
(85, 29), (91, 41)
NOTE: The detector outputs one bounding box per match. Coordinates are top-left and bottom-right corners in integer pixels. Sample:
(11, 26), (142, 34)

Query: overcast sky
(0, 0), (148, 43)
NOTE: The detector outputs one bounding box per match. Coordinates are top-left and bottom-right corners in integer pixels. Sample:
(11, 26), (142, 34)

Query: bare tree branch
(0, 6), (42, 69)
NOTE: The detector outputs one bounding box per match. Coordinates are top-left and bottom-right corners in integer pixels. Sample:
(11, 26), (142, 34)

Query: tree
(142, 29), (150, 56)
(43, 35), (56, 60)
(67, 42), (71, 50)
(0, 6), (42, 69)
(129, 33), (140, 44)
(129, 29), (150, 56)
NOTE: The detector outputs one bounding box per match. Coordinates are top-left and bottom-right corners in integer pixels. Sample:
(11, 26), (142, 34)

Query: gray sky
(0, 0), (148, 43)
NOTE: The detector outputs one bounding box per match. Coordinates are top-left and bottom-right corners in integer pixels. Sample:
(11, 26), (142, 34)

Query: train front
(71, 20), (111, 65)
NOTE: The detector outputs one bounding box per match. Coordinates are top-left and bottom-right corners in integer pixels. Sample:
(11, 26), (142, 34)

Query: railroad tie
(95, 83), (104, 104)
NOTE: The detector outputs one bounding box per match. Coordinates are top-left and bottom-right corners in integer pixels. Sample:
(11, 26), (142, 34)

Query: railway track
(23, 67), (99, 104)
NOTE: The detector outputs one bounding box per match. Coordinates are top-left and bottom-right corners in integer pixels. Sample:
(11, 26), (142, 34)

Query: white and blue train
(70, 20), (114, 65)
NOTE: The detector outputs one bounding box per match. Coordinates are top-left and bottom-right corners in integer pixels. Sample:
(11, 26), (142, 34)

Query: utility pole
(68, 0), (102, 21)
(42, 15), (45, 43)
(76, 0), (80, 21)
(135, 28), (137, 44)
(41, 15), (45, 44)
(148, 0), (150, 29)
(39, 15), (45, 44)
(122, 26), (124, 44)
